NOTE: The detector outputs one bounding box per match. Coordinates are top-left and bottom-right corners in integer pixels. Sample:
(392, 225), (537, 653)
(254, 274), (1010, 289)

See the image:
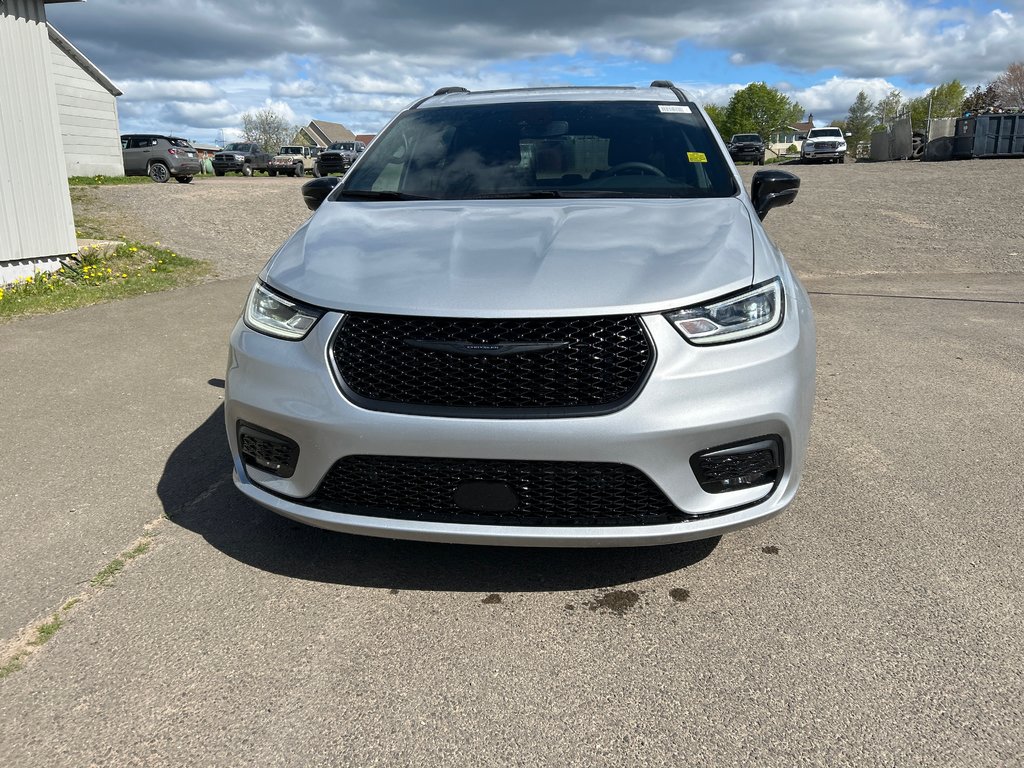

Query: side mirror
(302, 176), (342, 211)
(845, 132), (852, 138)
(751, 170), (800, 220)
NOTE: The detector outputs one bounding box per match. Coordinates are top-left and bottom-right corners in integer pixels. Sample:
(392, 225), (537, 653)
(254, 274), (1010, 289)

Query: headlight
(244, 281), (323, 340)
(234, 154), (245, 161)
(665, 278), (784, 345)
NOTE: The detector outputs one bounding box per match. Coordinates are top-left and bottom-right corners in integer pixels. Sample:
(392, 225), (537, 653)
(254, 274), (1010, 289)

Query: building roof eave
(46, 23), (122, 97)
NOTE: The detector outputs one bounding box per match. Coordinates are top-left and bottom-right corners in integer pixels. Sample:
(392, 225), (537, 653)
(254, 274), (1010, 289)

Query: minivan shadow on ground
(159, 406), (720, 592)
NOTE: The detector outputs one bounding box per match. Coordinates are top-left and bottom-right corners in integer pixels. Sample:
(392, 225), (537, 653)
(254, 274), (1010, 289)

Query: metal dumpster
(952, 114), (1024, 158)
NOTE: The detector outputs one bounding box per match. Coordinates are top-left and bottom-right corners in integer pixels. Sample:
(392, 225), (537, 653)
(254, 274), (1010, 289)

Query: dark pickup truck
(314, 140), (366, 176)
(212, 142), (273, 176)
(727, 134), (766, 165)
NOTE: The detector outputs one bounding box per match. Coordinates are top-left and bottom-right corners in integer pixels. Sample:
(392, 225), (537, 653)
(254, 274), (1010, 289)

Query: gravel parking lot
(72, 158), (1024, 282)
(3, 158), (1022, 766)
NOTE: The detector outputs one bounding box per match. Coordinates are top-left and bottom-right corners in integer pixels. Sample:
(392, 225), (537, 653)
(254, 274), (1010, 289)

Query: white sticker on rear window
(659, 105), (692, 113)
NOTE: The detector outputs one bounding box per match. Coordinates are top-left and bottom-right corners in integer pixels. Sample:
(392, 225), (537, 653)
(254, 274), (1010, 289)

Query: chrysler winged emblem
(404, 340), (568, 356)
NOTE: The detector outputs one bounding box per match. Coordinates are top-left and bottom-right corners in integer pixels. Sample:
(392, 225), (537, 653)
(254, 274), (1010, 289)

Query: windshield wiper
(337, 189), (435, 201)
(471, 189), (633, 199)
(470, 190), (565, 199)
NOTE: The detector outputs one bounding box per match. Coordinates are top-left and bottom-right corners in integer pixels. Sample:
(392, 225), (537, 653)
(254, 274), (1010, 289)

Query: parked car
(800, 127), (849, 163)
(314, 140), (366, 176)
(268, 145), (316, 177)
(212, 142), (273, 176)
(120, 134), (201, 183)
(225, 81), (814, 547)
(727, 133), (766, 165)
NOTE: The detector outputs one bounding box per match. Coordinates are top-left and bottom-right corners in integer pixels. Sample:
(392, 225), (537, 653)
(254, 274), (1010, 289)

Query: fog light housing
(690, 436), (782, 494)
(238, 422), (299, 478)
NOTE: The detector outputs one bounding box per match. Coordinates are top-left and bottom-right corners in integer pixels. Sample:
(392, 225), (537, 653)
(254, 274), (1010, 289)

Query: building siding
(50, 30), (123, 177)
(0, 0), (77, 279)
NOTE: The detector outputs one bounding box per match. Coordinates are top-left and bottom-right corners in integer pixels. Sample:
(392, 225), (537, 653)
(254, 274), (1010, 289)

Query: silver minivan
(225, 81), (815, 547)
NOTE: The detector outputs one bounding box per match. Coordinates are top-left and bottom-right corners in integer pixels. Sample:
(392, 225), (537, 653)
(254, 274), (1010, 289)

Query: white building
(1, 0), (121, 284)
(48, 22), (124, 177)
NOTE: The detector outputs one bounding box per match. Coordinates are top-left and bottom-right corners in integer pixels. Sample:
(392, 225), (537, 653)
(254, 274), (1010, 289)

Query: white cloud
(46, 0), (1024, 138)
(120, 80), (222, 101)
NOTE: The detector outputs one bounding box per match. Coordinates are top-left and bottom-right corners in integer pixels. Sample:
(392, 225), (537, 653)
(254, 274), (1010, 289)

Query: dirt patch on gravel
(73, 160), (1024, 284)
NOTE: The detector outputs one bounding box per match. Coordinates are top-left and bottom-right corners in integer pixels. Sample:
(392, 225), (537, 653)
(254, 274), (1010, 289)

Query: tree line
(703, 61), (1024, 153)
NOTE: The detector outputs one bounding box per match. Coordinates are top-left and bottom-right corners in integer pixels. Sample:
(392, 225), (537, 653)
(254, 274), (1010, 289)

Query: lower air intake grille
(308, 455), (687, 527)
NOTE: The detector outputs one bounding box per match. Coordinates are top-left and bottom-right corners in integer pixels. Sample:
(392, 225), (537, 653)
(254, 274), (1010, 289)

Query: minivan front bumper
(224, 278), (815, 546)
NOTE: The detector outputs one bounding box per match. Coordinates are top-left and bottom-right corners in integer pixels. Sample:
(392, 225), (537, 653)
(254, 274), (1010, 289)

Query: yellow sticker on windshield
(687, 152), (708, 163)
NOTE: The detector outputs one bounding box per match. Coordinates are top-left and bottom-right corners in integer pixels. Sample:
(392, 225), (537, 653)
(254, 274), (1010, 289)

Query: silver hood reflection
(262, 198), (756, 317)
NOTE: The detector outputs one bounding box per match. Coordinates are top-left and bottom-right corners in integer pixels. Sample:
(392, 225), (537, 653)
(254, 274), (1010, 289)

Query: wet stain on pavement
(481, 593), (502, 605)
(388, 588), (400, 595)
(586, 589), (641, 616)
(762, 545), (780, 555)
(669, 588), (690, 602)
(564, 603), (575, 612)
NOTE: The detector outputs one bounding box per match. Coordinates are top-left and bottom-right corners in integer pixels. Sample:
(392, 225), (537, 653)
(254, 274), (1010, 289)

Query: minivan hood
(264, 198), (755, 317)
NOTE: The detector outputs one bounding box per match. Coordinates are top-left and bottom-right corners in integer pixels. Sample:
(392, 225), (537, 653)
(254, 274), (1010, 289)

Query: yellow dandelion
(129, 246), (138, 252)
(121, 273), (128, 278)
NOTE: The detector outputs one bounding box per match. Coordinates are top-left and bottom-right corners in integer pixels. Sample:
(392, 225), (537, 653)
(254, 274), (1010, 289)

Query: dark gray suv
(121, 134), (201, 183)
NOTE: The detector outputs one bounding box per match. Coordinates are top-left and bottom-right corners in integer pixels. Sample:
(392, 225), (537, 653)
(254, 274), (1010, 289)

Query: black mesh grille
(332, 313), (653, 414)
(238, 424), (299, 478)
(308, 455), (687, 526)
(695, 449), (778, 483)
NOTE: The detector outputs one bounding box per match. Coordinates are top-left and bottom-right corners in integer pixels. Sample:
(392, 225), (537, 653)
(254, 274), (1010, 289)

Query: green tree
(845, 90), (875, 150)
(909, 80), (967, 129)
(702, 103), (729, 137)
(872, 89), (904, 125)
(723, 82), (803, 143)
(240, 108), (297, 153)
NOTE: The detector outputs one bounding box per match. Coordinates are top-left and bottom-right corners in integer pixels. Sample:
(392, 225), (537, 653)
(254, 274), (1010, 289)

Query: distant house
(770, 114), (816, 156)
(355, 133), (376, 147)
(294, 119), (356, 149)
(1, 0), (79, 284)
(48, 22), (123, 177)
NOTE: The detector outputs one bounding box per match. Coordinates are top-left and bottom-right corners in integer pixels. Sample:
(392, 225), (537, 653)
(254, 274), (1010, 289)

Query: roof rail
(433, 86), (470, 96)
(650, 80), (690, 103)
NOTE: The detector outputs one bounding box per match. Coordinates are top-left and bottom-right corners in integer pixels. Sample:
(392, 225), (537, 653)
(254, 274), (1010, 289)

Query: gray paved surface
(1, 162), (1023, 766)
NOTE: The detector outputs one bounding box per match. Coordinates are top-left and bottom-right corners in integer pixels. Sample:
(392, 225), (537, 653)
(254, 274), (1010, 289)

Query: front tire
(313, 164), (323, 178)
(149, 162), (170, 183)
(268, 170), (277, 177)
(175, 175), (193, 184)
(242, 164), (252, 177)
(214, 169), (225, 177)
(839, 155), (846, 164)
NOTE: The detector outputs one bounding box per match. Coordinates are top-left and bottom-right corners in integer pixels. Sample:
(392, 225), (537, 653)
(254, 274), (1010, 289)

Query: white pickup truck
(800, 127), (849, 164)
(268, 145), (317, 177)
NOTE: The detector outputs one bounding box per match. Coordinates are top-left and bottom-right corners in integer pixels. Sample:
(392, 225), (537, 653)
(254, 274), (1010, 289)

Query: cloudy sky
(48, 0), (1024, 144)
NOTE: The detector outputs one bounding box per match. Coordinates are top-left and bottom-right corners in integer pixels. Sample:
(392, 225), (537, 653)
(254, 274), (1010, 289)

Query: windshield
(330, 142), (356, 151)
(807, 128), (842, 139)
(280, 147), (302, 154)
(224, 143), (252, 151)
(342, 101), (736, 200)
(732, 134), (761, 142)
